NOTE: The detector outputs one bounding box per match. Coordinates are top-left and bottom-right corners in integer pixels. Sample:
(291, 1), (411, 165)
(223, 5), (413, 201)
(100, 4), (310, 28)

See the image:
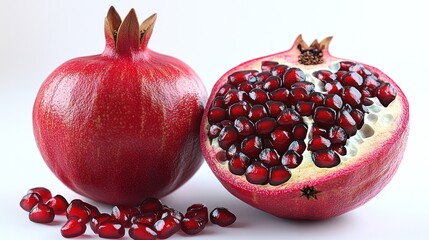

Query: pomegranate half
(33, 7), (207, 205)
(200, 35), (409, 220)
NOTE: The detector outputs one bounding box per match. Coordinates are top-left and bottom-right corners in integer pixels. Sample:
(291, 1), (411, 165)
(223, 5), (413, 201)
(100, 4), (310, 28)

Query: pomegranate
(32, 7), (207, 205)
(200, 35), (409, 220)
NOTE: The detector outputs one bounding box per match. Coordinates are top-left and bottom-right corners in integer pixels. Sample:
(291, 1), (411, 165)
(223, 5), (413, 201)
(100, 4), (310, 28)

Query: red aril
(29, 203), (55, 223)
(181, 217), (206, 235)
(66, 200), (91, 223)
(200, 35), (409, 220)
(209, 208), (237, 227)
(61, 217), (86, 238)
(129, 223), (157, 240)
(98, 219), (125, 239)
(153, 215), (181, 239)
(90, 213), (113, 234)
(28, 187), (52, 203)
(46, 194), (69, 214)
(20, 193), (41, 212)
(32, 7), (207, 205)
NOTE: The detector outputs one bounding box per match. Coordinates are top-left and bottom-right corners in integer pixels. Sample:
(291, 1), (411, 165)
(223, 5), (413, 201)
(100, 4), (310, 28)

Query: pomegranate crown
(294, 35), (333, 65)
(104, 6), (157, 55)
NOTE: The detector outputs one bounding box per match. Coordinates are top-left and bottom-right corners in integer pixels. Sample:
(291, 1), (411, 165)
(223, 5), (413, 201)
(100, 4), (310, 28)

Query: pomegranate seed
(112, 205), (140, 228)
(223, 89), (246, 106)
(66, 199), (91, 223)
(324, 94), (343, 111)
(269, 165), (292, 186)
(227, 101), (251, 119)
(234, 116), (255, 136)
(228, 153), (250, 175)
(46, 194), (69, 215)
(249, 88), (269, 104)
(238, 82), (253, 92)
(208, 107), (226, 124)
(332, 144), (347, 156)
(376, 82), (396, 107)
(350, 108), (365, 129)
(29, 203), (55, 223)
(308, 135), (331, 151)
(340, 72), (363, 88)
(185, 205), (209, 223)
(218, 126), (238, 150)
(364, 75), (381, 90)
(313, 69), (336, 83)
(132, 213), (158, 226)
(309, 92), (325, 106)
(262, 76), (281, 92)
(241, 135), (263, 159)
(342, 86), (362, 106)
(265, 101), (286, 117)
(216, 84), (234, 97)
(328, 125), (348, 144)
(82, 201), (101, 219)
(61, 217), (86, 238)
(270, 129), (293, 154)
(271, 64), (289, 77)
(139, 198), (163, 213)
(245, 162), (269, 185)
(20, 193), (41, 212)
(211, 96), (224, 108)
(228, 70), (258, 86)
(28, 187), (52, 203)
(312, 149), (340, 168)
(339, 61), (354, 71)
(277, 108), (302, 129)
(159, 208), (183, 221)
(336, 110), (357, 136)
(181, 217), (206, 235)
(210, 208), (237, 227)
(324, 80), (344, 94)
(311, 125), (328, 137)
(226, 144), (240, 160)
(288, 140), (306, 154)
(291, 81), (315, 93)
(255, 117), (277, 135)
(292, 123), (308, 140)
(256, 71), (272, 82)
(335, 70), (347, 79)
(281, 150), (303, 168)
(248, 104), (268, 122)
(98, 219), (125, 239)
(90, 213), (113, 234)
(261, 61), (279, 71)
(259, 148), (281, 168)
(296, 101), (314, 116)
(269, 88), (289, 102)
(289, 87), (310, 103)
(208, 124), (222, 138)
(349, 64), (371, 77)
(129, 223), (157, 240)
(154, 216), (181, 239)
(283, 67), (305, 88)
(313, 106), (336, 126)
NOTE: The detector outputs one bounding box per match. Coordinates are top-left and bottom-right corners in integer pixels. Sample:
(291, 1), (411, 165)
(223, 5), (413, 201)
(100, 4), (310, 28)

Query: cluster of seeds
(207, 60), (396, 185)
(20, 187), (236, 239)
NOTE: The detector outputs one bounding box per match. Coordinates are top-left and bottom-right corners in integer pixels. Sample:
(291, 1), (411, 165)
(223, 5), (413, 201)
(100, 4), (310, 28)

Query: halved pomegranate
(200, 35), (409, 220)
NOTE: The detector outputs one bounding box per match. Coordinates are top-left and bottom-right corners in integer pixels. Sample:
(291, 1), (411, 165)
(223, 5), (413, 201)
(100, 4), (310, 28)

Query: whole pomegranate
(200, 35), (409, 220)
(33, 7), (207, 205)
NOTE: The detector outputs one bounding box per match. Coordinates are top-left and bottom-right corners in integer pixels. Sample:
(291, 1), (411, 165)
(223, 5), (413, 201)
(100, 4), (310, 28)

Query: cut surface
(205, 58), (400, 186)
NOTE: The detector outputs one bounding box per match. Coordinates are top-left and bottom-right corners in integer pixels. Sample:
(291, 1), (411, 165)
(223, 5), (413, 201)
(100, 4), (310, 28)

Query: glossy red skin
(200, 36), (409, 220)
(33, 10), (207, 205)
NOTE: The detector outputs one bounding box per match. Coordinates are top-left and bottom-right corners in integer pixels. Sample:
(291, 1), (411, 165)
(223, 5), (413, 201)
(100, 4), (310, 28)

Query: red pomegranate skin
(200, 35), (409, 220)
(33, 8), (207, 205)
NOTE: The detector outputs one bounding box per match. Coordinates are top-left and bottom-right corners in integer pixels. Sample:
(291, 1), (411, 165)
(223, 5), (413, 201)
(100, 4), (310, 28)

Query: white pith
(209, 60), (402, 188)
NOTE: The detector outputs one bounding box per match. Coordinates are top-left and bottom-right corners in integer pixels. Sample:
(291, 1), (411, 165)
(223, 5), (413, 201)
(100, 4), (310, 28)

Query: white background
(1, 0), (427, 239)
